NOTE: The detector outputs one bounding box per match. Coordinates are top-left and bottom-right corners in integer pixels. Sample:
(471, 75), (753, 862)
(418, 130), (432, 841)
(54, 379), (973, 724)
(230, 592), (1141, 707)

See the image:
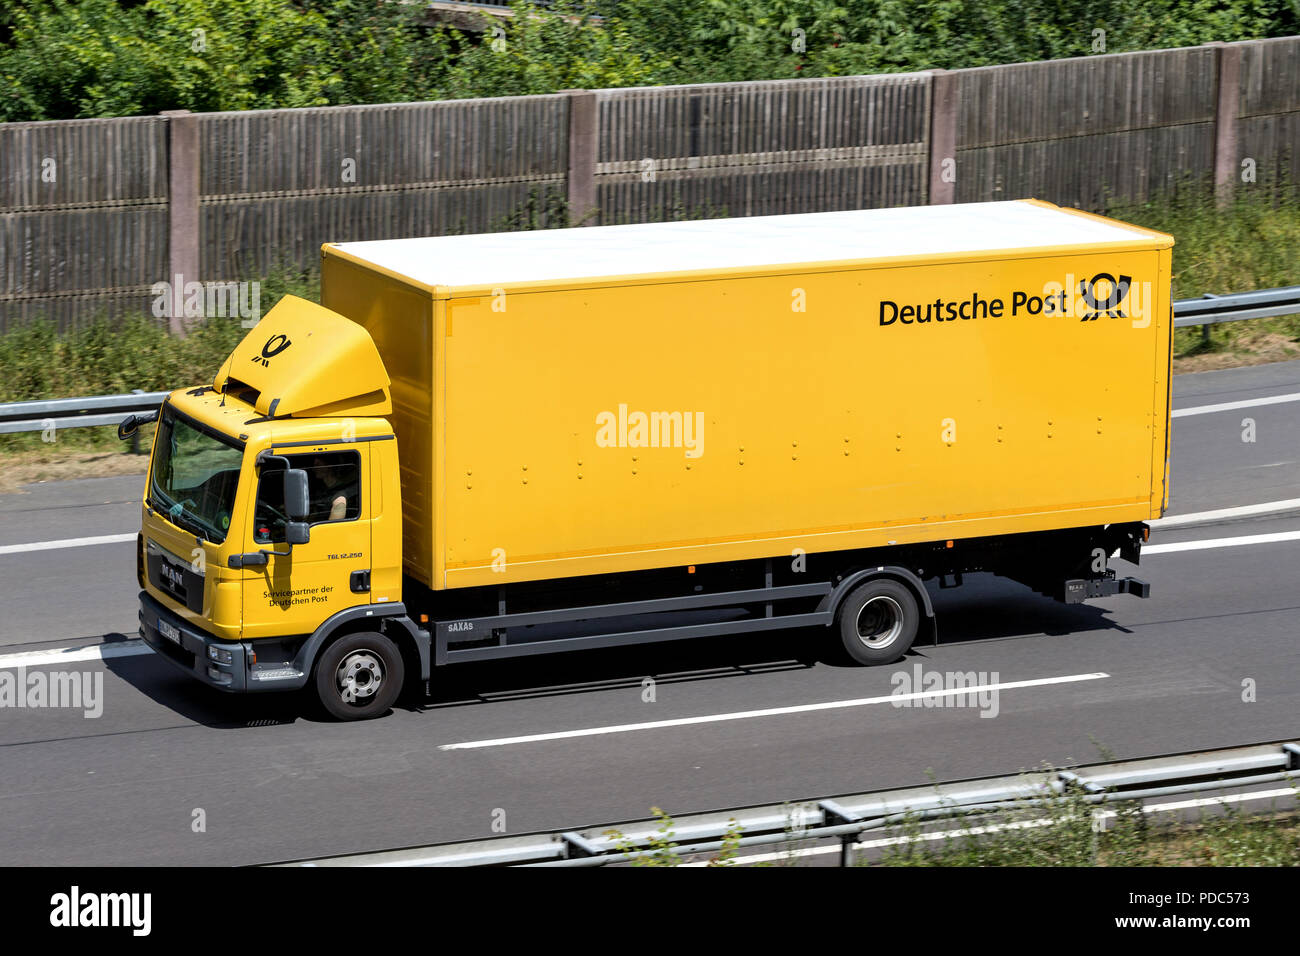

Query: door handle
(350, 570), (371, 593)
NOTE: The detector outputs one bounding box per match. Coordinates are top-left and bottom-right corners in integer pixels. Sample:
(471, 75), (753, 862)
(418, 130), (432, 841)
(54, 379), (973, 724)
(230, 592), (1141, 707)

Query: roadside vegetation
(601, 775), (1300, 866)
(873, 794), (1300, 867)
(0, 264), (317, 405)
(2, 0), (1298, 121)
(0, 265), (317, 489)
(1108, 185), (1300, 373)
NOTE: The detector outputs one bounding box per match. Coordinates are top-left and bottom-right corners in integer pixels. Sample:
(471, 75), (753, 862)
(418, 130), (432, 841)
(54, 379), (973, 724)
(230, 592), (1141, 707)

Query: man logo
(253, 333), (292, 367)
(1078, 272), (1131, 321)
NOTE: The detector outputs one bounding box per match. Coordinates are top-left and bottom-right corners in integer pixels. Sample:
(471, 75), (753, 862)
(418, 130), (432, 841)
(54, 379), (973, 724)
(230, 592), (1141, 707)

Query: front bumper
(138, 591), (307, 692)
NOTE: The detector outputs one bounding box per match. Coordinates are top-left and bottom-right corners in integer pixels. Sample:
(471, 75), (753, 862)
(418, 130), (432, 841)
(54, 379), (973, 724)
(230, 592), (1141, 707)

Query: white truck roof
(329, 199), (1168, 289)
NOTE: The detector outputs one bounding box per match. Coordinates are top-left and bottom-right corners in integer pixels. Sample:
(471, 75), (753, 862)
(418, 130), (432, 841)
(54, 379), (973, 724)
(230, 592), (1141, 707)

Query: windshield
(149, 406), (243, 543)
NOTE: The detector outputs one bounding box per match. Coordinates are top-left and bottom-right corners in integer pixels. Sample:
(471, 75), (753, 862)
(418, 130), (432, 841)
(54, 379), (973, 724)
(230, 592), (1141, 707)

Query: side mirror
(284, 468), (310, 520)
(286, 521), (310, 546)
(117, 410), (158, 440)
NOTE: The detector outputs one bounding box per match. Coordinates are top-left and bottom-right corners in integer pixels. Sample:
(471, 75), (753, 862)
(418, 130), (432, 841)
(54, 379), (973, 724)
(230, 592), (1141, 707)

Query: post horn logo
(253, 333), (292, 367)
(1078, 272), (1131, 321)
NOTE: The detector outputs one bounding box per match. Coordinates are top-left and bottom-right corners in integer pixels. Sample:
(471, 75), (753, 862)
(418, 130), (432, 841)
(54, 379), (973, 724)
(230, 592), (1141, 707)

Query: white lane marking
(684, 787), (1300, 866)
(1151, 497), (1300, 528)
(0, 640), (151, 670)
(438, 672), (1110, 751)
(1145, 529), (1300, 554)
(1172, 391), (1300, 417)
(0, 533), (134, 556)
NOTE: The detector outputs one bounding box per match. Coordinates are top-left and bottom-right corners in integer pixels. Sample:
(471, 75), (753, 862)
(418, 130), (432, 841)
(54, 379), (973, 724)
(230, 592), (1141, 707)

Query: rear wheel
(835, 578), (919, 665)
(313, 631), (404, 721)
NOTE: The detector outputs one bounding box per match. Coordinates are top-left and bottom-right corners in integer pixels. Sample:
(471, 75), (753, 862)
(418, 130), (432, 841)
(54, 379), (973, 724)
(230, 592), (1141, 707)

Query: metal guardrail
(274, 740), (1299, 867)
(0, 286), (1297, 441)
(1173, 285), (1300, 330)
(0, 390), (168, 437)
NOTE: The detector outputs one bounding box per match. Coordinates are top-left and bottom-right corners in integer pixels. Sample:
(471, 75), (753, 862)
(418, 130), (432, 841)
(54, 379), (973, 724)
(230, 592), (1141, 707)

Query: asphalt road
(0, 361), (1298, 864)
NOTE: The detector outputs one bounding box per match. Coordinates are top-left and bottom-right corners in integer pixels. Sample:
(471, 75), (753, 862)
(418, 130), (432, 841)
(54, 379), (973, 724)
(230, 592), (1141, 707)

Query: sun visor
(213, 295), (392, 418)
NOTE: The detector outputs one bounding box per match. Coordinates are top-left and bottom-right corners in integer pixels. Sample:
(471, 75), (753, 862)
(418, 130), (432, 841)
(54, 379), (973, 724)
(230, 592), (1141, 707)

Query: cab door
(241, 443), (372, 639)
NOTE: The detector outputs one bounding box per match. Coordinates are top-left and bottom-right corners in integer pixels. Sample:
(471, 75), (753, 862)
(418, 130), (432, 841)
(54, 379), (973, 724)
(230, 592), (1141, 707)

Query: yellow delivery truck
(123, 199), (1173, 719)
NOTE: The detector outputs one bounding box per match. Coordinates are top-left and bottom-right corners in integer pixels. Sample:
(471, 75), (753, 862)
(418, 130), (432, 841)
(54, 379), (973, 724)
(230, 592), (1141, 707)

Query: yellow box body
(323, 202), (1173, 592)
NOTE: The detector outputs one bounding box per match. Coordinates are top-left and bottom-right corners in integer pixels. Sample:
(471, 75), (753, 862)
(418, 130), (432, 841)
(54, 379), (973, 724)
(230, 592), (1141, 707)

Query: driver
(306, 455), (357, 521)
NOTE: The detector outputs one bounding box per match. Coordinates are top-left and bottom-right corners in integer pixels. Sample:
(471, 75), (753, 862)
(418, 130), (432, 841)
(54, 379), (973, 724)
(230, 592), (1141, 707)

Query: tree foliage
(1, 0), (1297, 120)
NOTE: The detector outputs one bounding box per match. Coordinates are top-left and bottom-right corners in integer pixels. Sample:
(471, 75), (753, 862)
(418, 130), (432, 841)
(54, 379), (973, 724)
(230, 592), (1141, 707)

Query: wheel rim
(855, 595), (903, 649)
(336, 650), (385, 704)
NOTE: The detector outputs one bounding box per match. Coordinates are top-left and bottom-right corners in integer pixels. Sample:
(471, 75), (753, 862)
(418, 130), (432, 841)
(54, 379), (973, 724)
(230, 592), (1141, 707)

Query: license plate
(158, 620), (182, 644)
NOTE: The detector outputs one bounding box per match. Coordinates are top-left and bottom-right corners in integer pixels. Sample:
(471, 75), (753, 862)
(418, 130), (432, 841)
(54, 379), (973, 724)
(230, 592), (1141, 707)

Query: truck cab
(134, 295), (422, 718)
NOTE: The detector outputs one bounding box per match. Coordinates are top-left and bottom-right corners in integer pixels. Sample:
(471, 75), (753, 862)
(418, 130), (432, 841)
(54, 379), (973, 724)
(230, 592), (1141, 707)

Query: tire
(313, 631), (405, 721)
(835, 578), (919, 666)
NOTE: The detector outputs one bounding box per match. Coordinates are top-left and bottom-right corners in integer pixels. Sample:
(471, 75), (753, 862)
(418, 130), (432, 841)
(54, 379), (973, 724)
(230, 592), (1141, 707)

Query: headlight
(207, 645), (233, 664)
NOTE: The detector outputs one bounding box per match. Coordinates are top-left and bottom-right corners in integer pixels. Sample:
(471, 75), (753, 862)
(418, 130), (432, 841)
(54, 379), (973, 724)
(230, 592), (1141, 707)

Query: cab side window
(253, 451), (362, 543)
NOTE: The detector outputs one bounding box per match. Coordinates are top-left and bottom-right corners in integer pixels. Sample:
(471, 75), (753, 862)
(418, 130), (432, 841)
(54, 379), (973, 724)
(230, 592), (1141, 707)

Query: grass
(0, 263), (319, 403)
(0, 264), (318, 487)
(597, 774), (1300, 866)
(1105, 183), (1300, 372)
(873, 792), (1300, 867)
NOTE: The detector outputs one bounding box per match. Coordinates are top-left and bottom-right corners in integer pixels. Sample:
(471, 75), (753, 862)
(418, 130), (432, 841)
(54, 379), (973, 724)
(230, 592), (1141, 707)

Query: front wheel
(835, 578), (919, 665)
(314, 631), (405, 721)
